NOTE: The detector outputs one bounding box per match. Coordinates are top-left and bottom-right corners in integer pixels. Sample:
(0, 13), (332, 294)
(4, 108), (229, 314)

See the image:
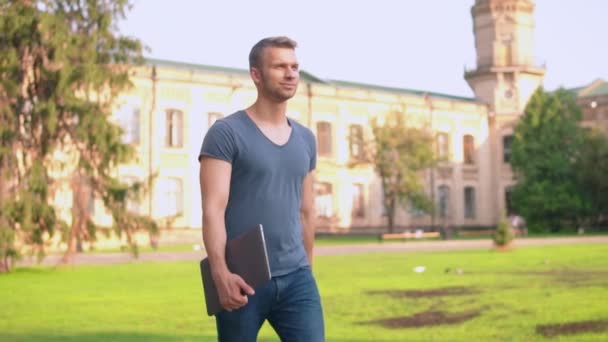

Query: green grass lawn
(52, 231), (608, 255)
(59, 234), (428, 255)
(84, 243), (200, 254)
(2, 244), (607, 341)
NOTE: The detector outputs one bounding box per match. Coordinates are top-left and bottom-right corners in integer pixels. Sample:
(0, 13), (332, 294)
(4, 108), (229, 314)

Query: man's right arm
(200, 157), (254, 311)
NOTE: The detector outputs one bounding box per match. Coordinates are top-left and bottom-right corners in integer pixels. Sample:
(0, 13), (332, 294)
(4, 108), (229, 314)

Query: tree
(510, 87), (587, 232)
(0, 0), (157, 272)
(365, 111), (436, 233)
(577, 129), (608, 229)
(493, 211), (514, 249)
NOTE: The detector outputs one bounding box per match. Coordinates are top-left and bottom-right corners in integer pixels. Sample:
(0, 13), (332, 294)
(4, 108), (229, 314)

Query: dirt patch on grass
(536, 320), (608, 338)
(521, 270), (608, 287)
(364, 310), (480, 329)
(368, 286), (478, 298)
(473, 270), (608, 288)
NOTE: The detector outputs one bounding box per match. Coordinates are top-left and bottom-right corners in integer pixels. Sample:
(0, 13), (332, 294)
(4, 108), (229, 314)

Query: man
(198, 36), (325, 342)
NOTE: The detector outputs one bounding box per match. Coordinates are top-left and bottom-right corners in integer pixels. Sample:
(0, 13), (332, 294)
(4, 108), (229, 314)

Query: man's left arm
(300, 171), (316, 268)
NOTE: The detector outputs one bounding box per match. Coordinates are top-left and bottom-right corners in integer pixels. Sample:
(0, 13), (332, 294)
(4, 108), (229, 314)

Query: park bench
(457, 227), (526, 237)
(379, 230), (440, 241)
(457, 229), (494, 237)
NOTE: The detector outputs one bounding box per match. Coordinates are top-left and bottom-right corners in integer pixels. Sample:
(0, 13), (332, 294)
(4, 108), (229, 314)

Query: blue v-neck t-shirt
(198, 110), (317, 276)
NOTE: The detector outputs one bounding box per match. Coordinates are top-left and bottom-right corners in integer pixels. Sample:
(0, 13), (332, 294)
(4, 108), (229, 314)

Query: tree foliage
(0, 0), (157, 272)
(365, 112), (436, 233)
(493, 211), (514, 247)
(577, 128), (608, 227)
(510, 87), (587, 232)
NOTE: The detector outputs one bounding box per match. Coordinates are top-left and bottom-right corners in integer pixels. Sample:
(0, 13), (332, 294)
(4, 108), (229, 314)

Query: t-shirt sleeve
(198, 120), (237, 163)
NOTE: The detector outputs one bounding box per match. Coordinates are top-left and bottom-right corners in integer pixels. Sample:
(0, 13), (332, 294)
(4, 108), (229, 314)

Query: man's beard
(260, 73), (297, 102)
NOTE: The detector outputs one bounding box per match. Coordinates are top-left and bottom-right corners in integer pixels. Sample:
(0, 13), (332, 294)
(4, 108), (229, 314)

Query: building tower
(464, 0), (545, 220)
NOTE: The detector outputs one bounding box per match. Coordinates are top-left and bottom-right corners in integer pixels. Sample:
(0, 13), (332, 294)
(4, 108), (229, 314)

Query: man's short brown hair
(249, 36), (297, 69)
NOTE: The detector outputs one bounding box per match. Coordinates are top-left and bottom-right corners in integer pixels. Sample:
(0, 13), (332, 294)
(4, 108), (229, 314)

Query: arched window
(438, 185), (451, 218)
(349, 124), (364, 160)
(436, 132), (450, 161)
(165, 109), (183, 147)
(464, 186), (476, 219)
(316, 121), (332, 156)
(463, 134), (475, 164)
(351, 183), (365, 218)
(314, 182), (333, 218)
(503, 135), (513, 163)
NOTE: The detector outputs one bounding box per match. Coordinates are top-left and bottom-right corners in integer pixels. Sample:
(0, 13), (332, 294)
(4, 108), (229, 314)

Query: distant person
(509, 214), (527, 236)
(198, 36), (325, 342)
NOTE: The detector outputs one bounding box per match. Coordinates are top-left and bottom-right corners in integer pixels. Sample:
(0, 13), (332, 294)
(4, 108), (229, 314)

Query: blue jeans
(215, 266), (325, 342)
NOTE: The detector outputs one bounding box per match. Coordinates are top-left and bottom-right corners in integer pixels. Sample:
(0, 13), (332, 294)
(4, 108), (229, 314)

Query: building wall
(45, 0), (607, 239)
(580, 94), (608, 133)
(59, 62), (494, 233)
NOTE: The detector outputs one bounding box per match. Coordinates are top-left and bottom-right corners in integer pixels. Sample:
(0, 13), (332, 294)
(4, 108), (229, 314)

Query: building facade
(52, 0), (607, 235)
(576, 79), (608, 132)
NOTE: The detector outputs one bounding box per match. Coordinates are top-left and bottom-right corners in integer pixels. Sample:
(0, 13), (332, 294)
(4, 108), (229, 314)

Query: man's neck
(247, 98), (288, 126)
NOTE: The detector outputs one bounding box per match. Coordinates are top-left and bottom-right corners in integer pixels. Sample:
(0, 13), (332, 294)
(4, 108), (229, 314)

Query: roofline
(561, 78), (607, 98)
(329, 79), (481, 103)
(144, 57), (249, 76)
(143, 57), (481, 104)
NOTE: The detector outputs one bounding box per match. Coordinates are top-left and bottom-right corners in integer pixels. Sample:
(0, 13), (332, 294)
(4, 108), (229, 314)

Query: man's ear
(250, 67), (262, 84)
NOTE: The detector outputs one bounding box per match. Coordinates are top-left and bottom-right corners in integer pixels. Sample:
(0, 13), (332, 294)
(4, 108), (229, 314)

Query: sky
(118, 0), (608, 98)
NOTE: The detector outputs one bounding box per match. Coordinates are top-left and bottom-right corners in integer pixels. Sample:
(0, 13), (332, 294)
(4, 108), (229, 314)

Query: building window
(381, 187), (388, 217)
(316, 121), (332, 156)
(436, 132), (450, 161)
(464, 186), (476, 219)
(116, 106), (140, 144)
(122, 176), (140, 214)
(73, 175), (95, 216)
(160, 177), (183, 217)
(314, 182), (333, 218)
(503, 135), (513, 163)
(349, 124), (364, 160)
(88, 190), (95, 216)
(165, 109), (183, 148)
(408, 201), (426, 217)
(127, 196), (140, 215)
(463, 134), (475, 164)
(582, 108), (596, 121)
(208, 112), (223, 127)
(438, 185), (450, 218)
(351, 183), (365, 218)
(505, 186), (515, 215)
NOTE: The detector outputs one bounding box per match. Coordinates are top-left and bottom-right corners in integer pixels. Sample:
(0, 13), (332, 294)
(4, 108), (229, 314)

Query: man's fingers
(236, 277), (255, 296)
(230, 279), (249, 306)
(219, 274), (253, 312)
(225, 294), (247, 311)
(231, 293), (247, 306)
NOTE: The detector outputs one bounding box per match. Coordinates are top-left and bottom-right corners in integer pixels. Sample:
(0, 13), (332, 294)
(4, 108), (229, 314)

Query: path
(17, 236), (608, 267)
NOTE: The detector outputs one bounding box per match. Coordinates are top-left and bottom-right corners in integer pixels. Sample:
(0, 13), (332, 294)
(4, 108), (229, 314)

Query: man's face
(253, 47), (300, 102)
